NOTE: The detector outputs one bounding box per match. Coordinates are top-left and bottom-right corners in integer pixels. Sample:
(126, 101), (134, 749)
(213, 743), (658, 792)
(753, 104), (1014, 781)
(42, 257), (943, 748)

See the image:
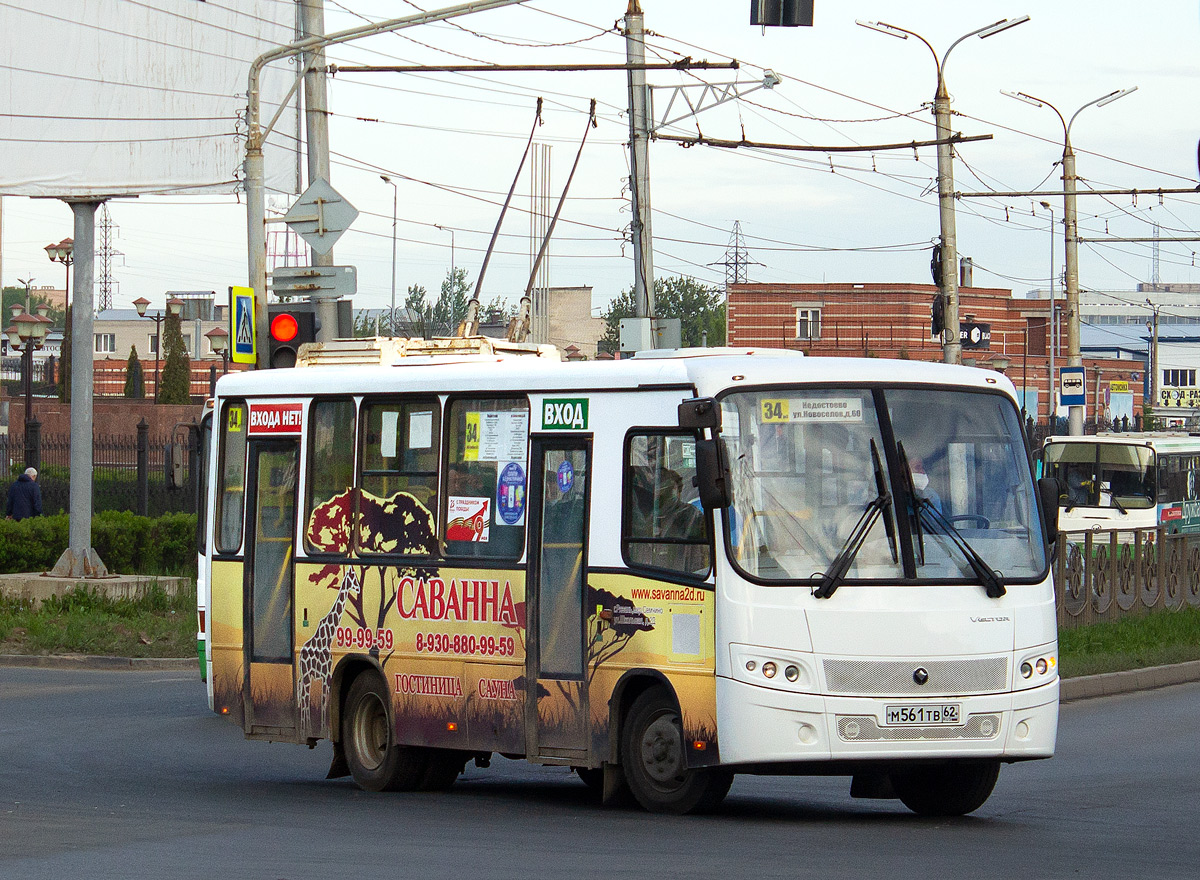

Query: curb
(1059, 659), (1200, 702)
(0, 654), (198, 671)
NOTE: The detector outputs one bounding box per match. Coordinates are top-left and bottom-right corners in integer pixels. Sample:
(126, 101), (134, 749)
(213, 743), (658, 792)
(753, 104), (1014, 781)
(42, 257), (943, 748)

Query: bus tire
(419, 749), (465, 791)
(892, 760), (1000, 817)
(620, 688), (732, 814)
(342, 673), (428, 792)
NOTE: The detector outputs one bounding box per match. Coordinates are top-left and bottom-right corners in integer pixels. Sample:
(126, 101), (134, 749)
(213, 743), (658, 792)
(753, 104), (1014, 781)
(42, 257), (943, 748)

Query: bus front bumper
(715, 675), (1058, 766)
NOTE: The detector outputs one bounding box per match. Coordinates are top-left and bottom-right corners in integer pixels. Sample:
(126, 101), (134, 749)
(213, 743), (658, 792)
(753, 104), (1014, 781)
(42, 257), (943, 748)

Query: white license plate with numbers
(884, 703), (961, 726)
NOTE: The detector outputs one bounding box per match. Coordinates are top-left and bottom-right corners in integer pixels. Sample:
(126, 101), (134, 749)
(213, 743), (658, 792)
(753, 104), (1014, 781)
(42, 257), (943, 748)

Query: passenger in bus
(908, 456), (942, 514)
(631, 466), (708, 573)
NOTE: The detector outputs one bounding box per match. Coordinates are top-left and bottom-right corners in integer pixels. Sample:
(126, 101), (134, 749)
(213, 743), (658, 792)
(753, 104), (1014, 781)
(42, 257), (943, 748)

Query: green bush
(0, 511), (196, 577)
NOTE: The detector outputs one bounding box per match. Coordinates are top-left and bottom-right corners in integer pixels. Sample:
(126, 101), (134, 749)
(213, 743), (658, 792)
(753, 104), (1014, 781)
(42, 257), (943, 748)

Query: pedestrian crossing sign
(230, 286), (256, 365)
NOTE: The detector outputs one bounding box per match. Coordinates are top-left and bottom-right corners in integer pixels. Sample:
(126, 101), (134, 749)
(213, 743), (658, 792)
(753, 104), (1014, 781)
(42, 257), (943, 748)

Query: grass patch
(0, 582), (197, 658)
(1059, 606), (1200, 677)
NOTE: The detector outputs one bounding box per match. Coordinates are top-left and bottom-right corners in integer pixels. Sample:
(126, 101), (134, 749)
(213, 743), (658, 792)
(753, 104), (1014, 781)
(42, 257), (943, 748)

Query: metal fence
(1057, 528), (1200, 628)
(1, 423), (197, 518)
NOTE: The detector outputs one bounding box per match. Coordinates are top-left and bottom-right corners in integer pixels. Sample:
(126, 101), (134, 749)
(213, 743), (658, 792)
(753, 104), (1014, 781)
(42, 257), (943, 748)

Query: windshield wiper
(896, 442), (925, 565)
(813, 440), (895, 600)
(897, 442), (1004, 599)
(916, 501), (1007, 599)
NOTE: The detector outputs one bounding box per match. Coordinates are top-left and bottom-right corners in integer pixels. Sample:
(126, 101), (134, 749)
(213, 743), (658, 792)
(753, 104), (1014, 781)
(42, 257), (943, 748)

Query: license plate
(883, 703), (961, 726)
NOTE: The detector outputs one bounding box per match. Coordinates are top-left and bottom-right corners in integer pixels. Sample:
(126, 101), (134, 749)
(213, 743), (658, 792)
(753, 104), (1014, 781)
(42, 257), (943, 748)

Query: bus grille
(822, 657), (1008, 696)
(836, 714), (1002, 742)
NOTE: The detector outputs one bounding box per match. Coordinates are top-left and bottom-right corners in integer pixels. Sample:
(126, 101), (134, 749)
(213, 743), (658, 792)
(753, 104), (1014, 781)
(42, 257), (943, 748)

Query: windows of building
(94, 333), (116, 354)
(795, 307), (821, 340)
(1162, 369), (1196, 388)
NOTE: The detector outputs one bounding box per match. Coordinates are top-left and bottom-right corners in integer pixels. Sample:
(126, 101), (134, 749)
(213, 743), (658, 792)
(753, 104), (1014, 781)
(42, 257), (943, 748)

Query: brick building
(728, 282), (1144, 426)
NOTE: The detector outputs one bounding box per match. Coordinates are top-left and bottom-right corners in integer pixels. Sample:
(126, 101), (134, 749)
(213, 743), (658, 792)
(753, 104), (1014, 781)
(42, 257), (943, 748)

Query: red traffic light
(270, 312), (300, 343)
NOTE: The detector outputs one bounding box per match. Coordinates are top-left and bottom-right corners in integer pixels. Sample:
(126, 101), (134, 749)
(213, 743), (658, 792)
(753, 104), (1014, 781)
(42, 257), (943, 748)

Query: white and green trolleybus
(198, 340), (1061, 816)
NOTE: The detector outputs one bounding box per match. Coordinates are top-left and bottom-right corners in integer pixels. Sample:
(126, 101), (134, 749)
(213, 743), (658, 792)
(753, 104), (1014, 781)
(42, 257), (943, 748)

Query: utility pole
(299, 0), (338, 342)
(624, 1), (654, 320)
(1147, 299), (1160, 423)
(859, 17), (1029, 365)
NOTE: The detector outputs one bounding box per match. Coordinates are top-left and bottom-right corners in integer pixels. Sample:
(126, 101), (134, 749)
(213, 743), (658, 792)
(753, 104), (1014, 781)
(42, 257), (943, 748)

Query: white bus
(200, 342), (1060, 816)
(1040, 433), (1200, 534)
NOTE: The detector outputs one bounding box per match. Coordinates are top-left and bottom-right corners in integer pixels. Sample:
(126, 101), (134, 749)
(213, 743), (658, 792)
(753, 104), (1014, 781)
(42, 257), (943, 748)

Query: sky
(2, 0), (1199, 320)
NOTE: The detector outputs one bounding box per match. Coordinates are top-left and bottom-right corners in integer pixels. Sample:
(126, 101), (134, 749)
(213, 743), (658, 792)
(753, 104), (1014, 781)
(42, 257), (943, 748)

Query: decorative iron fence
(1057, 528), (1200, 628)
(1, 425), (197, 518)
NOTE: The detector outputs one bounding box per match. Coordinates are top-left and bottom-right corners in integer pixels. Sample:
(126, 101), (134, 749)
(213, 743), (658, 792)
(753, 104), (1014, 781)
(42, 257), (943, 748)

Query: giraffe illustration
(296, 566), (361, 738)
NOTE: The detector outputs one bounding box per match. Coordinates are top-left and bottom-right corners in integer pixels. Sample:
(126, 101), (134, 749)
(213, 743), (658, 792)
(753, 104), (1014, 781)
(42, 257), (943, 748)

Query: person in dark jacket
(6, 467), (42, 521)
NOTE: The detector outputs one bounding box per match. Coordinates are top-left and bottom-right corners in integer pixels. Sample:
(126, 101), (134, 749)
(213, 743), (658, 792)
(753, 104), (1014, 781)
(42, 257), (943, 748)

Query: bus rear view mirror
(678, 397), (721, 430)
(695, 438), (732, 509)
(1037, 477), (1063, 545)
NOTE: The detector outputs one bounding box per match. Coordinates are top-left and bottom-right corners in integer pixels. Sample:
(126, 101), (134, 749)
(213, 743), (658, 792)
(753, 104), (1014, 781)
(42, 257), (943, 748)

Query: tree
(123, 345), (145, 398)
(159, 311), (191, 404)
(431, 267), (471, 336)
(599, 276), (726, 353)
(57, 305), (72, 402)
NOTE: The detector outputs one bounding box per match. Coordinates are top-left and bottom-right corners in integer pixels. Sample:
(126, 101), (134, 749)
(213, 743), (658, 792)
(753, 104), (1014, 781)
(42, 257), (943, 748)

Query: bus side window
(356, 399), (440, 557)
(623, 433), (711, 577)
(216, 400), (248, 555)
(304, 398), (356, 555)
(444, 397), (528, 560)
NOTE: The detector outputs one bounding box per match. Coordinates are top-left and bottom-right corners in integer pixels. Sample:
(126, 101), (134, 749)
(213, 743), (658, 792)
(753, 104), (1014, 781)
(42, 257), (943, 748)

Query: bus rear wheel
(891, 760), (1000, 817)
(620, 689), (732, 814)
(342, 673), (428, 792)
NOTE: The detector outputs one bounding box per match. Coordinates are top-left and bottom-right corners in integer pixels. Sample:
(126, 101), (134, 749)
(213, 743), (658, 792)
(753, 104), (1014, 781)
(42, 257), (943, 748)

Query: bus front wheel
(891, 760), (1000, 816)
(342, 673), (428, 792)
(620, 689), (732, 814)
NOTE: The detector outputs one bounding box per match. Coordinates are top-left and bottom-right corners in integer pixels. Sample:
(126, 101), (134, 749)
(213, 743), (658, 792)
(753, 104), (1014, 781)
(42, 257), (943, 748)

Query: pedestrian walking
(6, 467), (43, 521)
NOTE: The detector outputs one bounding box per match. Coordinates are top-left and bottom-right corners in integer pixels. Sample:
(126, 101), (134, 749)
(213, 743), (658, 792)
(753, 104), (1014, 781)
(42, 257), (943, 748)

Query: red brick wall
(727, 282), (1143, 423)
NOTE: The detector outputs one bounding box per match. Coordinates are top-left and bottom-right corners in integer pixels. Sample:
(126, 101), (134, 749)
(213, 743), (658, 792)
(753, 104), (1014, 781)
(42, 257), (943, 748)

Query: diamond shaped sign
(283, 178), (358, 256)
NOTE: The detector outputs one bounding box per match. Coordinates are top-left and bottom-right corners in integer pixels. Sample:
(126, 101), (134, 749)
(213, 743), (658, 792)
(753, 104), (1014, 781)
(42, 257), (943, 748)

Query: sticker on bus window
(496, 462), (526, 526)
(227, 406), (244, 433)
(464, 413), (481, 461)
(477, 412), (528, 462)
(764, 397), (864, 423)
(409, 410), (433, 450)
(556, 460), (574, 494)
(381, 411), (399, 459)
(447, 496), (490, 542)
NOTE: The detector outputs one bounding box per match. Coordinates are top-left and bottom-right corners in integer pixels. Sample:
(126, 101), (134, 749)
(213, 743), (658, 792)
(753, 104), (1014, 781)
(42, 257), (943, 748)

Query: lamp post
(435, 224), (456, 283)
(133, 296), (183, 403)
(858, 15), (1030, 365)
(381, 175), (397, 336)
(44, 237), (74, 308)
(5, 301), (52, 468)
(1004, 86), (1138, 434)
(1036, 201), (1057, 426)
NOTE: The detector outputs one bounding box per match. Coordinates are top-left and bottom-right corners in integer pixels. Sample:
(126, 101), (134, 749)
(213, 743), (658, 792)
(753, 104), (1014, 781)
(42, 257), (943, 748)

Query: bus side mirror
(166, 443), (184, 490)
(695, 438), (732, 509)
(1037, 477), (1062, 545)
(678, 397), (721, 431)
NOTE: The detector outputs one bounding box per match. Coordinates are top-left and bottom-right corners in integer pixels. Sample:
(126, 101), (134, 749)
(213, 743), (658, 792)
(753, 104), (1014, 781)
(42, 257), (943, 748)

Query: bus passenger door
(525, 439), (591, 762)
(243, 440), (299, 737)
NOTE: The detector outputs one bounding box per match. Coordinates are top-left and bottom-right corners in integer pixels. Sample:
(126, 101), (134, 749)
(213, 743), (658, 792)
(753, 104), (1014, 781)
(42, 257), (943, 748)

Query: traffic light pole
(244, 1), (532, 368)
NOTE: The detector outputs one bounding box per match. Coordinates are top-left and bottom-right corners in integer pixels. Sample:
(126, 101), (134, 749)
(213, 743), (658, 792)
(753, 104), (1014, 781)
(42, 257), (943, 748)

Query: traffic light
(267, 302), (319, 368)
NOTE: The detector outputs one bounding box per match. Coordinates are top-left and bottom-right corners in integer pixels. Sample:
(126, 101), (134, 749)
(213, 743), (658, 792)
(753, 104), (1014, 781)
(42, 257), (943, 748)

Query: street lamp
(858, 15), (1030, 365)
(132, 296), (184, 403)
(5, 301), (52, 468)
(380, 175), (397, 336)
(205, 326), (230, 376)
(1004, 86), (1138, 434)
(44, 237), (74, 308)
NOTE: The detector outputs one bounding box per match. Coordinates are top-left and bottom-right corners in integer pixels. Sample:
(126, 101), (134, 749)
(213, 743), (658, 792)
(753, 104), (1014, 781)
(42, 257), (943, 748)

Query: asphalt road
(1, 667), (1197, 880)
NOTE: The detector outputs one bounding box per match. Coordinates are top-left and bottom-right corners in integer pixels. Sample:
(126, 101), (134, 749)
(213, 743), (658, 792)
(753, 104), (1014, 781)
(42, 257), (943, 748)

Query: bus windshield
(720, 387), (1046, 585)
(1041, 442), (1155, 510)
